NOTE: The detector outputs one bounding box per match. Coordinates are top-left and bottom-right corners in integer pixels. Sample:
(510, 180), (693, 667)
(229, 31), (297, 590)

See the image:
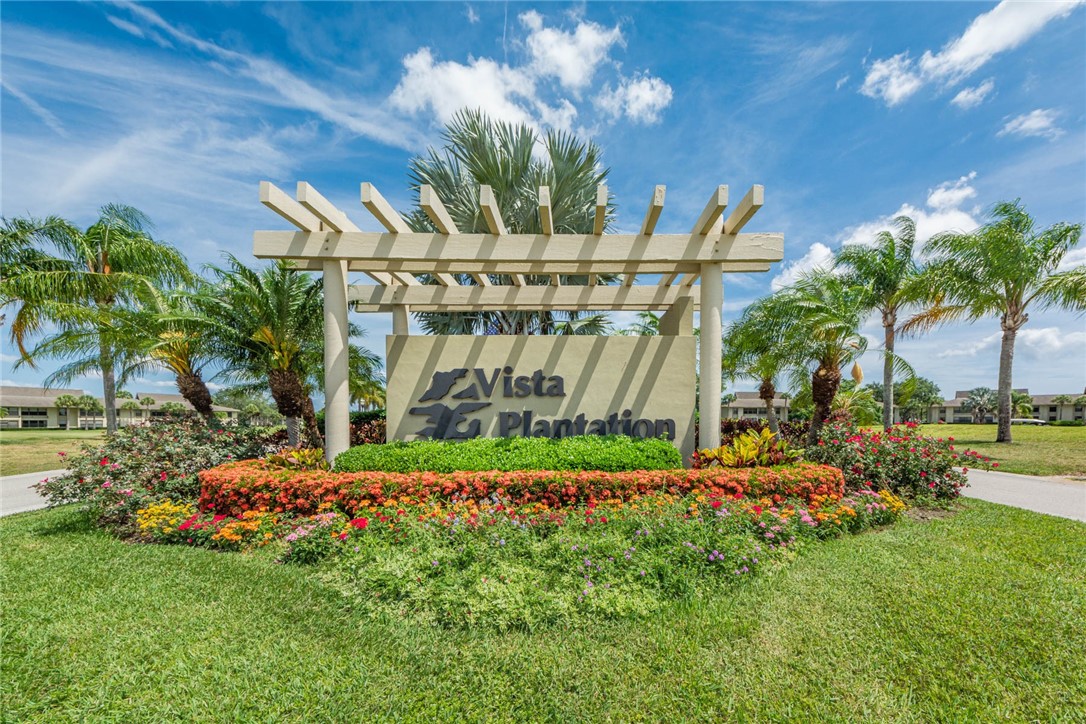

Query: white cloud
(939, 327), (1086, 360)
(835, 74), (850, 90)
(998, 108), (1065, 141)
(770, 242), (834, 291)
(519, 10), (623, 93)
(861, 1), (1084, 107)
(596, 75), (673, 124)
(950, 79), (994, 110)
(391, 11), (669, 130)
(839, 172), (980, 249)
(860, 53), (923, 106)
(1058, 246), (1086, 271)
(466, 5), (479, 24)
(389, 48), (541, 127)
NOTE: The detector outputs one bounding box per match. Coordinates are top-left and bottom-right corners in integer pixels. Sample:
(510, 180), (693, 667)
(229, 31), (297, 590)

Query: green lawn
(917, 423), (1086, 477)
(0, 429), (105, 476)
(3, 501), (1083, 721)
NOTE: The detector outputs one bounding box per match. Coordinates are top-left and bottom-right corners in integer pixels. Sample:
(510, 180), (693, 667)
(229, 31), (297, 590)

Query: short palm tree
(962, 387), (997, 424)
(756, 272), (872, 444)
(1010, 390), (1034, 418)
(198, 256), (325, 447)
(835, 215), (926, 429)
(407, 109), (613, 336)
(721, 304), (799, 434)
(3, 205), (192, 433)
(906, 200), (1084, 442)
(118, 287), (219, 421)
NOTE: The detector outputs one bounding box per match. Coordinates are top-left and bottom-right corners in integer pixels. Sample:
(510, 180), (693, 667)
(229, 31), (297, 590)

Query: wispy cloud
(861, 0), (1084, 107)
(998, 109), (1065, 141)
(0, 79), (67, 137)
(950, 79), (994, 110)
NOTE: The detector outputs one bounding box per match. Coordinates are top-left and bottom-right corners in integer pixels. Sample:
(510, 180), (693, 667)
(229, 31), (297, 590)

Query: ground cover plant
(0, 429), (104, 476)
(334, 435), (682, 473)
(917, 423), (1086, 477)
(3, 500), (1083, 721)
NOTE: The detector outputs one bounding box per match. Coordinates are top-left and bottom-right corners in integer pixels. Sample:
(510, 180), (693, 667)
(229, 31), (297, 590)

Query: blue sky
(2, 0), (1084, 402)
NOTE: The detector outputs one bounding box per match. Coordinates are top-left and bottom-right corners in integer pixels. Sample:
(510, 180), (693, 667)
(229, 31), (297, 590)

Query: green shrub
(334, 435), (682, 473)
(1049, 420), (1084, 427)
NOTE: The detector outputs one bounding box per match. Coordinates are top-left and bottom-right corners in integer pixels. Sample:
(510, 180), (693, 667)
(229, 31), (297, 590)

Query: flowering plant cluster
(35, 419), (286, 528)
(804, 421), (989, 499)
(198, 461), (845, 517)
(134, 501), (282, 549)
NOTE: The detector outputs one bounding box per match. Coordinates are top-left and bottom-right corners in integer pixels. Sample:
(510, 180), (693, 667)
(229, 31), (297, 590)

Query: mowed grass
(0, 429), (105, 476)
(3, 501), (1083, 722)
(917, 423), (1086, 477)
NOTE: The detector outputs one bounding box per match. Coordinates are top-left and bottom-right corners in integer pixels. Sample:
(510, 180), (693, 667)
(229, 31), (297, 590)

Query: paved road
(962, 468), (1086, 522)
(0, 469), (64, 517)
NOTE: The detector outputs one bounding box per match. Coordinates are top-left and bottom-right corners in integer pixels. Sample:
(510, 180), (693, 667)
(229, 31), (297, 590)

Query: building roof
(726, 392), (790, 406)
(1, 385), (86, 409)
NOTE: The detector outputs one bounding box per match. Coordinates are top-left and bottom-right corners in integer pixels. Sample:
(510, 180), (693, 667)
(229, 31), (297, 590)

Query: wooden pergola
(254, 181), (784, 461)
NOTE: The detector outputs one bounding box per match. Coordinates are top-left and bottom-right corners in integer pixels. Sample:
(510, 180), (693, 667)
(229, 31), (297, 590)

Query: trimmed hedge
(198, 460), (845, 516)
(333, 435), (683, 474)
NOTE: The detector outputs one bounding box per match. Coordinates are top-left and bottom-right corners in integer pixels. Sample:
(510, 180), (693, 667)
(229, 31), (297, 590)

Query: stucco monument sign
(253, 179), (783, 465)
(386, 335), (696, 459)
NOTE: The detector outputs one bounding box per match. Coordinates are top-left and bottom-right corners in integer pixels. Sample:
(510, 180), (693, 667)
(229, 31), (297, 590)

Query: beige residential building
(924, 388), (1085, 424)
(0, 386), (239, 429)
(722, 391), (790, 422)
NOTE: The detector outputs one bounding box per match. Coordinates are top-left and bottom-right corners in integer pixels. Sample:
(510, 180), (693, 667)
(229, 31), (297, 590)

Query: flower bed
(198, 461), (846, 517)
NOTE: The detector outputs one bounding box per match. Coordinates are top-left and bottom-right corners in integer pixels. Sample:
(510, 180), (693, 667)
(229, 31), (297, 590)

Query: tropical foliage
(406, 109), (613, 335)
(2, 205), (192, 433)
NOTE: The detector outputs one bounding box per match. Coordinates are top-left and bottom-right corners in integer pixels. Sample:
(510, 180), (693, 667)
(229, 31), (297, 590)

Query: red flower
(211, 514), (227, 524)
(349, 517), (369, 529)
(710, 500), (723, 509)
(751, 505), (763, 515)
(178, 514), (198, 531)
(338, 532), (349, 540)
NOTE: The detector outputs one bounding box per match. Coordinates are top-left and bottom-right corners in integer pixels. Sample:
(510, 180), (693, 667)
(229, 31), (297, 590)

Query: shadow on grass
(21, 506), (97, 537)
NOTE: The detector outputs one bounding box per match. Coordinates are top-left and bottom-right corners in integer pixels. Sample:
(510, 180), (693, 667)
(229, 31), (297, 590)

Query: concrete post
(699, 263), (723, 450)
(392, 305), (410, 335)
(323, 260), (350, 464)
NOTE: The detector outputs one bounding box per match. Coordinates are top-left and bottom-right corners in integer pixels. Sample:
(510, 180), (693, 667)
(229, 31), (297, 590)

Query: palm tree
(906, 200), (1084, 442)
(407, 109), (613, 336)
(119, 399), (142, 425)
(756, 272), (872, 444)
(961, 387), (997, 424)
(53, 393), (80, 429)
(118, 287), (219, 421)
(197, 256), (325, 447)
(835, 216), (927, 429)
(349, 346), (385, 411)
(721, 303), (799, 434)
(832, 382), (882, 426)
(3, 205), (192, 433)
(617, 312), (662, 337)
(139, 396), (156, 416)
(77, 394), (103, 429)
(1011, 390), (1034, 418)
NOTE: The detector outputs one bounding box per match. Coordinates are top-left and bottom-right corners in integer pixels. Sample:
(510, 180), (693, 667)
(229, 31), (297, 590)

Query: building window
(742, 408), (762, 415)
(20, 407), (47, 416)
(22, 419), (47, 428)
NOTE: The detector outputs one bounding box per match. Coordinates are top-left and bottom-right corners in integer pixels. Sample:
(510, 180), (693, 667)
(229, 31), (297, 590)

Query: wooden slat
(420, 185), (458, 234)
(293, 259), (772, 274)
(360, 182), (412, 233)
(588, 273), (598, 286)
(623, 272), (636, 287)
(723, 185), (764, 235)
(538, 186), (553, 235)
(639, 185), (666, 235)
(661, 273), (679, 286)
(680, 273), (700, 286)
(261, 181), (321, 231)
(348, 284), (700, 312)
(549, 274), (561, 285)
(692, 185), (728, 235)
(254, 230), (783, 266)
(593, 184), (608, 235)
(479, 185), (524, 286)
(296, 182), (352, 232)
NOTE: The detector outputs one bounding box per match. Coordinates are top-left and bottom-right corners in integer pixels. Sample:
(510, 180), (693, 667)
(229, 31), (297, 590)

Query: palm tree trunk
(176, 371), (215, 423)
(301, 394), (323, 448)
(99, 341), (118, 434)
(807, 364), (841, 446)
(997, 325), (1017, 443)
(882, 311), (895, 430)
(759, 377), (779, 434)
(268, 369), (308, 447)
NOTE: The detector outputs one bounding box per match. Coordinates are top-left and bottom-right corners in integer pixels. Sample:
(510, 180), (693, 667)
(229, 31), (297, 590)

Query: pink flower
(101, 482), (112, 488)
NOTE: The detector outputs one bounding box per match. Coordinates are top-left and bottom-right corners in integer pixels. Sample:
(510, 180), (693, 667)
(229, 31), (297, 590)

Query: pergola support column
(699, 263), (723, 450)
(392, 305), (410, 335)
(323, 260), (350, 463)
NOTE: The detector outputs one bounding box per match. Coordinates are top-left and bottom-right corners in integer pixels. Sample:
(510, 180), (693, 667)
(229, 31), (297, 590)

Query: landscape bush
(803, 421), (988, 499)
(198, 460), (845, 516)
(334, 435), (683, 474)
(35, 419), (286, 528)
